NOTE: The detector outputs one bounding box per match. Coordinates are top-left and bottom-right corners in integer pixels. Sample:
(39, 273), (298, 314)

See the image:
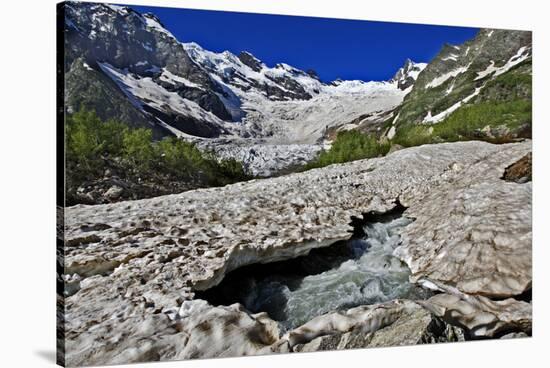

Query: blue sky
(130, 4), (479, 82)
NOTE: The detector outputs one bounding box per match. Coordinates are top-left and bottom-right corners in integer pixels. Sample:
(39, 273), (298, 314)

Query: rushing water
(198, 210), (431, 330)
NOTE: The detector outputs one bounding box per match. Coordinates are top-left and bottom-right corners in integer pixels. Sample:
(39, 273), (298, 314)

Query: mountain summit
(390, 59), (428, 90)
(62, 1), (423, 143)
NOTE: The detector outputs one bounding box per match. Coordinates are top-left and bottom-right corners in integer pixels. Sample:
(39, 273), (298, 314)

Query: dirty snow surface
(63, 140), (531, 365)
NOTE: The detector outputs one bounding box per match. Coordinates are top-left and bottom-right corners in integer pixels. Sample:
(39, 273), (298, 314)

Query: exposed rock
(502, 152), (532, 183)
(62, 140), (531, 365)
(390, 59), (428, 90)
(238, 51), (264, 72)
(292, 300), (464, 352)
(284, 300), (409, 348)
(104, 185), (124, 200)
(420, 288), (531, 338)
(63, 3), (233, 136)
(500, 332), (529, 339)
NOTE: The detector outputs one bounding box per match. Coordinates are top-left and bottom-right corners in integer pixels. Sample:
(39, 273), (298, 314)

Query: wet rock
(284, 300), (408, 348)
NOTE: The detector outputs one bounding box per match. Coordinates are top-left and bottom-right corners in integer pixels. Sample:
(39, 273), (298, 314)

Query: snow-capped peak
(104, 4), (131, 15)
(64, 1), (425, 145)
(183, 41), (323, 100)
(238, 51), (264, 71)
(142, 12), (175, 39)
(390, 59), (427, 90)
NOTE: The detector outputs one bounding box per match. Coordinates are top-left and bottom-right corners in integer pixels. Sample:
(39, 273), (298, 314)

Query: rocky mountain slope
(387, 28), (531, 141)
(61, 140), (531, 365)
(62, 2), (424, 147)
(62, 2), (531, 177)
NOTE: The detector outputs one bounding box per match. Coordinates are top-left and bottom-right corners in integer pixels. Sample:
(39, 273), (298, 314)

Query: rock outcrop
(417, 281), (531, 338)
(62, 140), (531, 365)
(292, 300), (464, 352)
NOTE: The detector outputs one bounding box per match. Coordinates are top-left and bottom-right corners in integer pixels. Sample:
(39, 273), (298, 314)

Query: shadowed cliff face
(63, 2), (232, 138)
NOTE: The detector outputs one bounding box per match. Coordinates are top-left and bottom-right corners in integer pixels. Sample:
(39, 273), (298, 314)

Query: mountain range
(61, 1), (532, 175)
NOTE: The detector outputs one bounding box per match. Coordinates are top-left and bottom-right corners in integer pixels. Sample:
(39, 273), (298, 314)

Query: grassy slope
(307, 60), (531, 169)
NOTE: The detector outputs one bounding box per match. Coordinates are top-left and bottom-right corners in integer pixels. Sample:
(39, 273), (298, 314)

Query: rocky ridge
(62, 2), (424, 146)
(62, 140), (531, 365)
(389, 28), (532, 136)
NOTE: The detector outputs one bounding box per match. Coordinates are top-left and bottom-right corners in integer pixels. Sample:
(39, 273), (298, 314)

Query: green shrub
(215, 157), (248, 182)
(65, 109), (250, 201)
(123, 128), (154, 172)
(306, 130), (390, 169)
(392, 99), (531, 147)
(431, 99), (531, 141)
(392, 124), (433, 147)
(66, 110), (101, 159)
(99, 119), (128, 156)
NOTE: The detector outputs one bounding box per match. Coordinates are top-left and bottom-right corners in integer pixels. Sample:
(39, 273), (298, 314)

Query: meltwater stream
(197, 208), (431, 331)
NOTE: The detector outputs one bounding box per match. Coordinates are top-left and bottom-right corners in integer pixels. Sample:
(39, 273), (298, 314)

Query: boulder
(104, 185), (124, 200)
(419, 288), (531, 338)
(293, 300), (464, 352)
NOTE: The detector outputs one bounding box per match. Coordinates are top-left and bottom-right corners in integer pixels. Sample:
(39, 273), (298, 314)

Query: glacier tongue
(66, 2), (428, 174)
(183, 40), (410, 144)
(198, 139), (323, 177)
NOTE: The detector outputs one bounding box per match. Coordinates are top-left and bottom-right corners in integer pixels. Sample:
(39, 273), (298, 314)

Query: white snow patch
(98, 62), (226, 124)
(426, 63), (471, 89)
(494, 47), (530, 77)
(159, 68), (202, 89)
(475, 47), (530, 80)
(387, 125), (397, 140)
(182, 40), (408, 143)
(442, 54), (459, 61)
(391, 112), (400, 126)
(340, 123), (359, 131)
(143, 15), (175, 39)
(104, 4), (129, 15)
(475, 61), (497, 80)
(423, 86), (482, 124)
(445, 81), (455, 95)
(407, 63), (428, 80)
